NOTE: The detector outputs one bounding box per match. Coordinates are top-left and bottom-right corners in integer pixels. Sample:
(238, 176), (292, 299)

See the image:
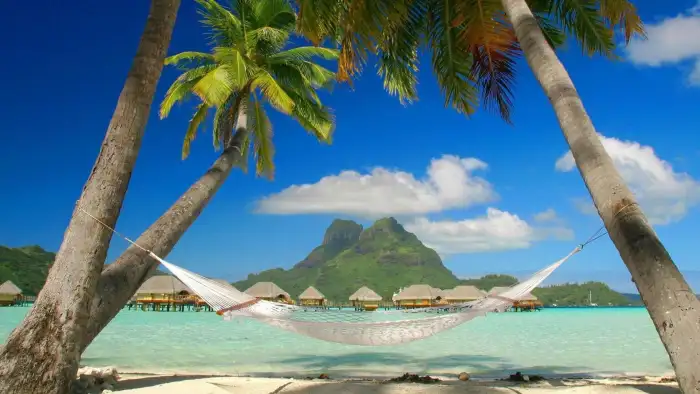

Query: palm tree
(75, 0), (337, 351)
(0, 1), (181, 393)
(294, 0), (700, 391)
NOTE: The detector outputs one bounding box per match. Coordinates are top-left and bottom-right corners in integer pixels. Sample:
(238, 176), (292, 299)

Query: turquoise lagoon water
(0, 307), (672, 378)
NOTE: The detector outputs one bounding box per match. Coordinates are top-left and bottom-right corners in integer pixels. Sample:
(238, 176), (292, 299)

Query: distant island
(0, 219), (651, 306)
(231, 217), (641, 306)
(0, 245), (54, 295)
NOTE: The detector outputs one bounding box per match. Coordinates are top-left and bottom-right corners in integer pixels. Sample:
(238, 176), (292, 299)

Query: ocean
(0, 307), (673, 378)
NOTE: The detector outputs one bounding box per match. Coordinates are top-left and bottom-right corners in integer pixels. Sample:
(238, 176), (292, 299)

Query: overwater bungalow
(488, 286), (542, 311)
(0, 280), (22, 306)
(244, 282), (293, 304)
(442, 285), (485, 304)
(132, 275), (196, 311)
(513, 292), (542, 311)
(349, 286), (382, 311)
(394, 284), (441, 308)
(298, 286), (326, 306)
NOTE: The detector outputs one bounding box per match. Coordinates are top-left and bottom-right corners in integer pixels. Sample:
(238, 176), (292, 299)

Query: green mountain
(532, 281), (636, 306)
(233, 217), (462, 300)
(0, 245), (54, 295)
(460, 274), (518, 290)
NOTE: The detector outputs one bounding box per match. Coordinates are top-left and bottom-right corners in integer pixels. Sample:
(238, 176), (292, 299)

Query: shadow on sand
(265, 351), (594, 379)
(114, 376), (680, 394)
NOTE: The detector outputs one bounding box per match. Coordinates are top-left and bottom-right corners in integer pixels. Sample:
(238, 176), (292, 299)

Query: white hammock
(149, 246), (581, 346)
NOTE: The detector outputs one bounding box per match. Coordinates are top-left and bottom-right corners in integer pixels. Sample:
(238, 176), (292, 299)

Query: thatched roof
(349, 286), (382, 301)
(0, 280), (22, 295)
(136, 276), (191, 294)
(299, 286), (325, 300)
(443, 285), (485, 300)
(394, 284), (440, 300)
(244, 282), (290, 299)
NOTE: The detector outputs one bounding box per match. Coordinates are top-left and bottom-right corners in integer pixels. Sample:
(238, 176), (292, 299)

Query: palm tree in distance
(295, 0), (700, 392)
(78, 0), (338, 352)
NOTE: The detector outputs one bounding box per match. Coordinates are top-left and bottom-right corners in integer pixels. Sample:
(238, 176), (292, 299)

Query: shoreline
(112, 367), (677, 381)
(112, 373), (680, 393)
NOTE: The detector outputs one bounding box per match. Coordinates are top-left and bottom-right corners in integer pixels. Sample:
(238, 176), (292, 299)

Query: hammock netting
(152, 246), (582, 346)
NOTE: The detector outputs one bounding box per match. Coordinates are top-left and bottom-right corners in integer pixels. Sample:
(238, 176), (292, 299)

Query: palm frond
(337, 1), (411, 82)
(376, 0), (425, 104)
(212, 92), (239, 150)
(232, 0), (257, 45)
(270, 46), (340, 62)
(251, 69), (296, 113)
(295, 0), (343, 45)
(460, 1), (520, 123)
(246, 26), (291, 56)
(160, 65), (216, 119)
(249, 93), (275, 179)
(164, 51), (216, 70)
(427, 0), (479, 116)
(253, 0), (297, 30)
(195, 0), (244, 47)
(193, 63), (248, 106)
(182, 103), (210, 160)
(599, 0), (646, 44)
(527, 0), (567, 48)
(285, 89), (335, 142)
(550, 0), (615, 56)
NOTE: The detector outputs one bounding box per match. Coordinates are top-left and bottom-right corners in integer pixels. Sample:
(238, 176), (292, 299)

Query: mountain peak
(322, 219), (363, 245)
(359, 217), (410, 241)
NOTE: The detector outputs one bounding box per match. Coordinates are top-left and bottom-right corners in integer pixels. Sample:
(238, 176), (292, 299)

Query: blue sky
(1, 0), (699, 293)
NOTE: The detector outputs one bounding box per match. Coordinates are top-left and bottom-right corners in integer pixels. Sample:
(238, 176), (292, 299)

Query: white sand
(113, 375), (680, 394)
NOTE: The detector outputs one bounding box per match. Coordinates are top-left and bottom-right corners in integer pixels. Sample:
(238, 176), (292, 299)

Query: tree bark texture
(80, 108), (249, 352)
(500, 0), (700, 392)
(0, 1), (180, 393)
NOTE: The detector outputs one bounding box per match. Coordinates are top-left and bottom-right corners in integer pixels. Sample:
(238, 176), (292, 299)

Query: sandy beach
(112, 374), (680, 394)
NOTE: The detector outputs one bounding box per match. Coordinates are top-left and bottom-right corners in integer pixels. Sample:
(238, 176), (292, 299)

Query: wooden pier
(125, 294), (214, 312)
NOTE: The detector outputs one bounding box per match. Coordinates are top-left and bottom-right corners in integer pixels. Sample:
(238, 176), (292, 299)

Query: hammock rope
(77, 205), (607, 346)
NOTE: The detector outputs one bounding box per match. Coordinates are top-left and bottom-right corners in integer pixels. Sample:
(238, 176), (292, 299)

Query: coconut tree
(76, 0), (337, 350)
(294, 0), (700, 392)
(0, 1), (181, 393)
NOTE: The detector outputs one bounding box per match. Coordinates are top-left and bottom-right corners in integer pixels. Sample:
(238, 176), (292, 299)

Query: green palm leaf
(164, 51), (215, 69)
(249, 93), (275, 179)
(193, 64), (247, 106)
(550, 0), (615, 56)
(163, 0), (337, 167)
(251, 69), (295, 113)
(195, 0), (244, 47)
(427, 0), (479, 116)
(376, 0), (425, 104)
(253, 0), (297, 30)
(182, 102), (210, 160)
(270, 46), (340, 62)
(599, 0), (646, 43)
(160, 65), (216, 119)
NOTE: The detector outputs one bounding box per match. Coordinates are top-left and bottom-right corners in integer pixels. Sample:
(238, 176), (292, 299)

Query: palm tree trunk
(500, 0), (700, 392)
(0, 1), (180, 393)
(79, 107), (249, 352)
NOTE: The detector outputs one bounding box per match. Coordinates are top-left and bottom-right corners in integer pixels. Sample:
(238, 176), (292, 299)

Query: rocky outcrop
(72, 366), (120, 394)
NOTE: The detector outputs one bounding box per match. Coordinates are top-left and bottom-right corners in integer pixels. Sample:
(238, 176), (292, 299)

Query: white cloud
(405, 209), (574, 255)
(556, 135), (700, 225)
(256, 156), (574, 255)
(534, 208), (559, 223)
(625, 3), (700, 86)
(255, 155), (497, 217)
